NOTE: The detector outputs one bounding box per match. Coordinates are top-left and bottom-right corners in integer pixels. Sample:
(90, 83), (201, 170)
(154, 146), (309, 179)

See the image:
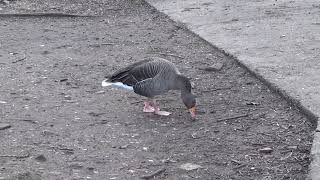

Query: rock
(64, 95), (72, 100)
(119, 144), (129, 149)
(0, 123), (11, 130)
(0, 101), (7, 104)
(246, 102), (260, 106)
(179, 163), (202, 171)
(34, 154), (47, 162)
(198, 62), (224, 72)
(259, 147), (273, 154)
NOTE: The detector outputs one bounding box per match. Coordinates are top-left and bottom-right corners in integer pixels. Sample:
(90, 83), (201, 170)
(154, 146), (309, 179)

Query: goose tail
(102, 79), (113, 87)
(101, 79), (133, 91)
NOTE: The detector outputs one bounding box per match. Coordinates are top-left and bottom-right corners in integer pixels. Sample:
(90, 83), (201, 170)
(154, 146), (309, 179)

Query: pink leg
(149, 99), (171, 116)
(143, 100), (155, 113)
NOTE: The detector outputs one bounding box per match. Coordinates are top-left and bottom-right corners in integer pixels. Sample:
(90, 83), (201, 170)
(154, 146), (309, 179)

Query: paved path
(145, 0), (320, 179)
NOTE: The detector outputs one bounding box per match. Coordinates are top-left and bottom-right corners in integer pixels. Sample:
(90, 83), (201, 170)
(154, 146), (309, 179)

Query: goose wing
(108, 59), (160, 86)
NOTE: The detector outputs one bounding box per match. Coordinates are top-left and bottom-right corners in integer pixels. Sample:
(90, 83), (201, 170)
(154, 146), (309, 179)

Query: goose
(102, 57), (196, 118)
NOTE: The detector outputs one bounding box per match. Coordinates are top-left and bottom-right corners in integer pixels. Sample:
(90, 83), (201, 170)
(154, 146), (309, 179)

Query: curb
(143, 1), (320, 179)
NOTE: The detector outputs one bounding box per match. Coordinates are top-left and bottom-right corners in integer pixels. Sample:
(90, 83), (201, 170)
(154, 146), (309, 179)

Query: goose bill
(188, 107), (196, 118)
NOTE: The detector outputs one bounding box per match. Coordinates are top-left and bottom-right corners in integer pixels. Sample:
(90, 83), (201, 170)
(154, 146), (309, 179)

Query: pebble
(259, 147), (273, 154)
(34, 154), (47, 162)
(0, 123), (11, 130)
(64, 95), (72, 100)
(95, 90), (105, 94)
(179, 163), (202, 171)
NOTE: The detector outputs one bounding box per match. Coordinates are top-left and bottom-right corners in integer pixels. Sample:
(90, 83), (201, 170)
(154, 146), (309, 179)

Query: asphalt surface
(145, 0), (320, 179)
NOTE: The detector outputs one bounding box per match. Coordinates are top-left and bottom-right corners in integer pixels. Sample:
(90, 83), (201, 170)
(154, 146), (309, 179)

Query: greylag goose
(102, 57), (196, 118)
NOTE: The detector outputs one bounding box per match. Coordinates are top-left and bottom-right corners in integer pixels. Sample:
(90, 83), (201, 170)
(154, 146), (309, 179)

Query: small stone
(246, 102), (260, 106)
(69, 163), (83, 169)
(34, 154), (47, 162)
(119, 144), (129, 149)
(64, 95), (72, 100)
(179, 163), (202, 171)
(259, 147), (273, 154)
(0, 123), (11, 130)
(0, 101), (7, 104)
(198, 62), (224, 72)
(95, 90), (105, 94)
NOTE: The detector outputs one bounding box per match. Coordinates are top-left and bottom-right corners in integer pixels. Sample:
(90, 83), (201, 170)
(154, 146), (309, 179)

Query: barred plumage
(102, 57), (196, 117)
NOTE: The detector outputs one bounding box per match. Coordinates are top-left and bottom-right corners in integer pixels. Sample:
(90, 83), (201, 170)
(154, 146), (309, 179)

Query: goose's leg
(143, 99), (155, 113)
(150, 99), (171, 116)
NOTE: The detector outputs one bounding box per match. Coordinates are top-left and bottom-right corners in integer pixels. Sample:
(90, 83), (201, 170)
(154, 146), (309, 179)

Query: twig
(101, 43), (116, 46)
(233, 164), (246, 169)
(216, 113), (248, 122)
(12, 56), (26, 63)
(0, 13), (98, 18)
(20, 119), (38, 124)
(140, 168), (166, 179)
(230, 159), (242, 165)
(151, 52), (184, 59)
(280, 152), (293, 161)
(0, 152), (29, 159)
(105, 8), (122, 11)
(201, 87), (232, 93)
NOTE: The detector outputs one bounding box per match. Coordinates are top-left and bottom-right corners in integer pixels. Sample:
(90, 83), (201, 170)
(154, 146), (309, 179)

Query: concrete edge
(143, 1), (320, 179)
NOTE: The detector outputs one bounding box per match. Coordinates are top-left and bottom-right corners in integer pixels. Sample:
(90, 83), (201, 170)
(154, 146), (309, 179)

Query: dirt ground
(0, 0), (315, 179)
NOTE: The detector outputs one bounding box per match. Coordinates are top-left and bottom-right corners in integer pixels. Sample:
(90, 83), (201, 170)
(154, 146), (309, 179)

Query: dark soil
(0, 0), (315, 179)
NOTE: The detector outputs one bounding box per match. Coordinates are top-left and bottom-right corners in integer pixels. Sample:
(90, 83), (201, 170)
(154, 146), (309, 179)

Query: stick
(0, 13), (98, 18)
(151, 52), (184, 59)
(0, 152), (29, 159)
(140, 168), (166, 179)
(12, 57), (26, 63)
(201, 87), (232, 92)
(216, 113), (248, 122)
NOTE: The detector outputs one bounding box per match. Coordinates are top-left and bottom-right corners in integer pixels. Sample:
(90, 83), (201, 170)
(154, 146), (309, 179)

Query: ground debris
(140, 168), (166, 179)
(179, 163), (202, 171)
(95, 90), (105, 94)
(0, 152), (29, 159)
(88, 112), (106, 117)
(230, 159), (242, 165)
(119, 144), (129, 149)
(12, 56), (26, 64)
(152, 52), (184, 59)
(59, 78), (68, 82)
(0, 123), (11, 130)
(259, 147), (273, 154)
(246, 102), (260, 106)
(34, 154), (47, 162)
(198, 62), (224, 72)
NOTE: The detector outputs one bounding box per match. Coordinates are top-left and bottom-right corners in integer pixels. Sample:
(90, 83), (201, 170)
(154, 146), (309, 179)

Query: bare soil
(0, 0), (314, 179)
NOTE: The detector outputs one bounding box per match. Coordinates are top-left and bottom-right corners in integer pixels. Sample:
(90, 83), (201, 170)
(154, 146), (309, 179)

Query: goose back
(107, 57), (180, 97)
